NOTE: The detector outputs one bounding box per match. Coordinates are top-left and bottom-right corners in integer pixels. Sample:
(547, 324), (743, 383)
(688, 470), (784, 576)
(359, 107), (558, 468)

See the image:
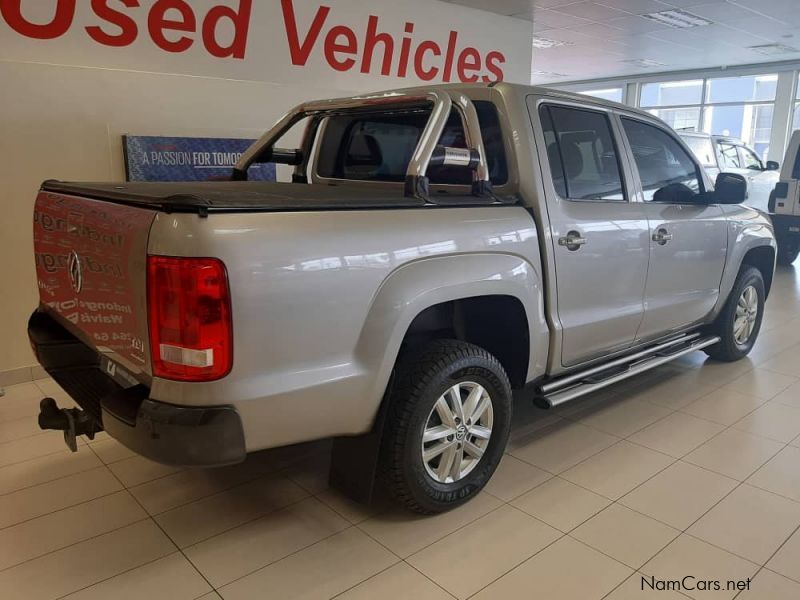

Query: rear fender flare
(355, 253), (547, 414)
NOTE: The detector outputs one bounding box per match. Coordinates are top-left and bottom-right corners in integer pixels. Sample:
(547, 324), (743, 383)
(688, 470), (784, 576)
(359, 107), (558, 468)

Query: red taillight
(147, 256), (232, 381)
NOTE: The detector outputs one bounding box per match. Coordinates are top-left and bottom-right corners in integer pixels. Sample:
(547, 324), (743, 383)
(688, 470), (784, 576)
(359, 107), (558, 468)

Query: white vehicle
(679, 131), (780, 213)
(769, 130), (800, 265)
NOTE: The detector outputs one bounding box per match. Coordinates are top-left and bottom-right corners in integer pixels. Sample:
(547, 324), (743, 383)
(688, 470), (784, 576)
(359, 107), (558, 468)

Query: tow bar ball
(37, 397), (101, 451)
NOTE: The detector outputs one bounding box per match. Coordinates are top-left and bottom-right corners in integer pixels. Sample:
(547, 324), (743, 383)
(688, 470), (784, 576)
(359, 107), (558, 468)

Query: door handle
(558, 231), (587, 251)
(652, 228), (673, 245)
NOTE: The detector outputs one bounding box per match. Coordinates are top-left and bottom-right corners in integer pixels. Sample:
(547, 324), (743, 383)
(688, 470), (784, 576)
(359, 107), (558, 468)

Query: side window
(539, 104), (626, 201)
(681, 135), (716, 168)
(739, 147), (763, 171)
(717, 143), (741, 169)
(621, 118), (703, 203)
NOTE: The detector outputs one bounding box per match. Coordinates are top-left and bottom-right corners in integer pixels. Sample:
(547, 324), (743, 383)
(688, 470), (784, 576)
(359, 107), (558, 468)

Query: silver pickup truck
(29, 83), (776, 513)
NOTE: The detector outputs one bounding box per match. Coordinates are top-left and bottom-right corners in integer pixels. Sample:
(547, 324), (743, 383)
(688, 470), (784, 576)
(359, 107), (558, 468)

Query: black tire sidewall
(394, 347), (511, 512)
(712, 267), (765, 360)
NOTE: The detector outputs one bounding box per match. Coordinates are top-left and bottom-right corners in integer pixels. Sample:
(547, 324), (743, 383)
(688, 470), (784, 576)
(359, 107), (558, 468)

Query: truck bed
(42, 180), (518, 215)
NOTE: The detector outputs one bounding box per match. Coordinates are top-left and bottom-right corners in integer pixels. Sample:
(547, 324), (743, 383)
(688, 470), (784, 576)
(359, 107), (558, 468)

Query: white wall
(0, 0), (533, 380)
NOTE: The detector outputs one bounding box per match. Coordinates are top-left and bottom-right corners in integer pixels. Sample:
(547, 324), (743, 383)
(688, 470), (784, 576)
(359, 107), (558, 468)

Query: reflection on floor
(2, 267), (800, 599)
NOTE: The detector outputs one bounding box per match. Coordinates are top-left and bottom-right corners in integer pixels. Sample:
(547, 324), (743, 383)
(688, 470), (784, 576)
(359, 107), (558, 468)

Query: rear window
(681, 135), (716, 168)
(315, 101), (508, 185)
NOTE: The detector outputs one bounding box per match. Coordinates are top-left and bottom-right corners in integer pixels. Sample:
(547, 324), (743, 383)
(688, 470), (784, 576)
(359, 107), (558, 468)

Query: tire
(777, 242), (799, 266)
(379, 339), (512, 514)
(704, 266), (765, 362)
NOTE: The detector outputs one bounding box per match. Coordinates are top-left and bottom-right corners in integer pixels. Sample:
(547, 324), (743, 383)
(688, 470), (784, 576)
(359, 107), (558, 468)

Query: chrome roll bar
(233, 88), (492, 200)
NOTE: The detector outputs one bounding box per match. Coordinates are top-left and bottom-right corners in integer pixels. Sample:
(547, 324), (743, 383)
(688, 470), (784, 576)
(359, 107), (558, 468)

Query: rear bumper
(770, 214), (800, 243)
(27, 310), (246, 467)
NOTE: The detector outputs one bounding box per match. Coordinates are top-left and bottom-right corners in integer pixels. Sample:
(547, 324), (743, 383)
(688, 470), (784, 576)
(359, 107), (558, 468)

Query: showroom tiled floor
(2, 267), (800, 599)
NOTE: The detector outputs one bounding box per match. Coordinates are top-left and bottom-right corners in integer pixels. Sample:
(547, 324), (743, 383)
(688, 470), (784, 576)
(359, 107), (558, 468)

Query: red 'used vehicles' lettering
(0, 0), (505, 81)
(280, 0), (505, 82)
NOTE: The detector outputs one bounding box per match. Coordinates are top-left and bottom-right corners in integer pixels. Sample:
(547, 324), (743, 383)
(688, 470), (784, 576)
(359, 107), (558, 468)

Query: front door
(534, 102), (650, 367)
(619, 117), (728, 339)
(738, 144), (779, 213)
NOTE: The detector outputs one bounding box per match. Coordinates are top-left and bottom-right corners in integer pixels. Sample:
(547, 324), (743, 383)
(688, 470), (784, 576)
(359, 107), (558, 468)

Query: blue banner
(123, 135), (275, 182)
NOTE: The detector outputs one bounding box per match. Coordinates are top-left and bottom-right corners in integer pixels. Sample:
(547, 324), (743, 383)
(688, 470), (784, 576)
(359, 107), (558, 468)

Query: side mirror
(713, 172), (747, 204)
(766, 160), (780, 171)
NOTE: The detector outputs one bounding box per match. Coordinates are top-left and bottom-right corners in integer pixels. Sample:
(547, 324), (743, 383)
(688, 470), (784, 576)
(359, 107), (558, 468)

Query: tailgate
(33, 190), (157, 380)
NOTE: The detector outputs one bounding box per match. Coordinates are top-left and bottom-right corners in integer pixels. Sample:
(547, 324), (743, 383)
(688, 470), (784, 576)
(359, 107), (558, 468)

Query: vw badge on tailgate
(68, 250), (83, 293)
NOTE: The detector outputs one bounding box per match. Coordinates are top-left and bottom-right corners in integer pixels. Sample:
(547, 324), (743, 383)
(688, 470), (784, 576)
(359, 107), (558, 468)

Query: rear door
(532, 100), (650, 367)
(618, 117), (727, 339)
(738, 144), (779, 212)
(33, 191), (156, 378)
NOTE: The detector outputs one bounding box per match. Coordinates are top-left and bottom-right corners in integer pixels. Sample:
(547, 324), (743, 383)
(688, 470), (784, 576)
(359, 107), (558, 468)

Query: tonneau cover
(42, 180), (517, 214)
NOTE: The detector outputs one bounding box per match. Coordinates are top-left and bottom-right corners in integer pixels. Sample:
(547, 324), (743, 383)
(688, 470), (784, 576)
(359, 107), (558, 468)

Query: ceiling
(442, 0), (800, 84)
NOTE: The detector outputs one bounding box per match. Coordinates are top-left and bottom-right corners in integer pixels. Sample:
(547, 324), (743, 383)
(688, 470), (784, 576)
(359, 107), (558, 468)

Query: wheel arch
(355, 253), (547, 409)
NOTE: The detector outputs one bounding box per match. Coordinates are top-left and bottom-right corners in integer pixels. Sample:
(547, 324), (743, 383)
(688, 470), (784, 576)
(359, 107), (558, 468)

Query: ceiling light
(749, 43), (800, 56)
(532, 36), (573, 49)
(531, 70), (570, 78)
(642, 9), (713, 29)
(620, 58), (667, 68)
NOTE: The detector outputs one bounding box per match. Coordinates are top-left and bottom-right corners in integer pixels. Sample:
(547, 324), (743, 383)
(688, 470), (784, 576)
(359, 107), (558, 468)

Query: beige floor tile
(509, 420), (619, 474)
(572, 504), (680, 569)
(130, 457), (273, 515)
(408, 505), (561, 599)
(574, 397), (673, 438)
(88, 438), (136, 464)
(184, 496), (349, 587)
(281, 451), (332, 495)
(108, 455), (183, 488)
(748, 446), (800, 502)
(0, 520), (175, 600)
(0, 490), (145, 570)
(483, 453), (551, 501)
(721, 368), (797, 401)
(628, 412), (725, 458)
(759, 353), (800, 377)
(336, 562), (452, 600)
(0, 384), (50, 422)
(771, 380), (800, 408)
(511, 476), (610, 532)
(738, 569), (800, 600)
(684, 428), (784, 481)
(733, 402), (800, 443)
(156, 473), (308, 548)
(0, 431), (75, 468)
(627, 371), (720, 411)
(471, 535), (631, 600)
(561, 440), (673, 500)
(681, 388), (766, 426)
(766, 527), (800, 581)
(684, 357), (755, 385)
(606, 574), (689, 599)
(0, 447), (102, 495)
(0, 466), (122, 528)
(359, 491), (501, 558)
(219, 527), (397, 600)
(643, 535), (758, 599)
(316, 487), (383, 525)
(62, 553), (212, 600)
(688, 484), (800, 564)
(620, 461), (737, 529)
(0, 415), (46, 444)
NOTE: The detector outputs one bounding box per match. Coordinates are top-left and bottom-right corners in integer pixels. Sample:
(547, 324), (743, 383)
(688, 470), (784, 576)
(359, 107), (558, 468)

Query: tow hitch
(38, 398), (102, 451)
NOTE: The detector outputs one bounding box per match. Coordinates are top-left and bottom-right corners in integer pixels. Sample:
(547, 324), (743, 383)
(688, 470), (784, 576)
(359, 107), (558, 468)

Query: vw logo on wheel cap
(67, 250), (83, 293)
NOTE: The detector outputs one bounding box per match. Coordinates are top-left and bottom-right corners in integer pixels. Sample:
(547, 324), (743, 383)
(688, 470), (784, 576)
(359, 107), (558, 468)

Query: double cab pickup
(30, 83), (776, 513)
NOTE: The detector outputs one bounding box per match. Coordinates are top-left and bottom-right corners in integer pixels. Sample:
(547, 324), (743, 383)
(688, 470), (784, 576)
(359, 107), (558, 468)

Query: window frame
(738, 145), (764, 171)
(618, 114), (707, 203)
(538, 102), (630, 204)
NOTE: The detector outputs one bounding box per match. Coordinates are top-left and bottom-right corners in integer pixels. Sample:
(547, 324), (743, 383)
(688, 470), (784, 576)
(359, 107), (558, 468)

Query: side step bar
(535, 334), (720, 409)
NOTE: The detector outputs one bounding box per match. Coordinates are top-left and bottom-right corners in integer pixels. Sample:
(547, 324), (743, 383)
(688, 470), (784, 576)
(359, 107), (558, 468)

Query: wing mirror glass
(713, 172), (747, 204)
(766, 160), (780, 171)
